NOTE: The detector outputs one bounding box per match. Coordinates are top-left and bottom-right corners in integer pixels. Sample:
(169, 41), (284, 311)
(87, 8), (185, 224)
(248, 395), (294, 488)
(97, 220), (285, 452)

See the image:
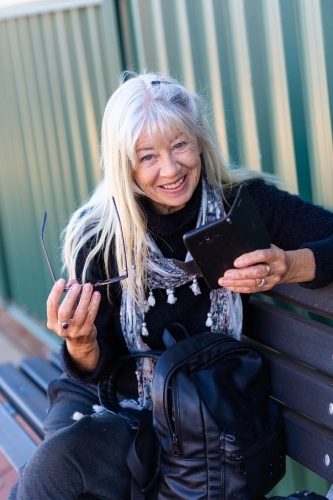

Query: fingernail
(57, 278), (65, 286)
(72, 284), (81, 292)
(219, 279), (229, 286)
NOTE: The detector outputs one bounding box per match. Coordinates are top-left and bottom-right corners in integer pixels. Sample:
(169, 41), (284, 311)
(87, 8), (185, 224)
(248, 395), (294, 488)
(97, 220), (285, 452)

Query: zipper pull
(237, 456), (247, 476)
(129, 420), (139, 431)
(172, 433), (180, 457)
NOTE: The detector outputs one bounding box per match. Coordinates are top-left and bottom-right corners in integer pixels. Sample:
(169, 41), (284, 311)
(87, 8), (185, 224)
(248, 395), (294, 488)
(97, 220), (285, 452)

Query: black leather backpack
(99, 330), (286, 499)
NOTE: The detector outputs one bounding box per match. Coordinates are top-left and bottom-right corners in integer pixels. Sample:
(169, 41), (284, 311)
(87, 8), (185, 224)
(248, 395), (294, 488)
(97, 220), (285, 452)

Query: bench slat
(0, 403), (37, 471)
(0, 364), (48, 438)
(20, 356), (62, 392)
(244, 337), (333, 429)
(266, 282), (333, 320)
(283, 406), (333, 482)
(244, 299), (333, 376)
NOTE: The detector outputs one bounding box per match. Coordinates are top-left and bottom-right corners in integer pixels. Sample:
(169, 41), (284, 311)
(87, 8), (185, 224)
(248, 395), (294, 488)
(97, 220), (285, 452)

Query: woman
(9, 72), (333, 499)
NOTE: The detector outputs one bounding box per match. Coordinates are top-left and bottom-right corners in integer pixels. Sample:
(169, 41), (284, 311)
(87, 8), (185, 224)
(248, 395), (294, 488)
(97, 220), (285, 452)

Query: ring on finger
(258, 278), (266, 288)
(266, 265), (271, 276)
(58, 319), (72, 330)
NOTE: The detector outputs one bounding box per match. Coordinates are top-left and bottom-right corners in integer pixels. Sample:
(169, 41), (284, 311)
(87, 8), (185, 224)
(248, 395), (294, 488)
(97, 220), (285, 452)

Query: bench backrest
(0, 355), (62, 471)
(243, 282), (333, 482)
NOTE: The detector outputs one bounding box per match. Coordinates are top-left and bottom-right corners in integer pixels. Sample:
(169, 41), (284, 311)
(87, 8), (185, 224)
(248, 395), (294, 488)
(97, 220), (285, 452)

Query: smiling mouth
(161, 176), (186, 190)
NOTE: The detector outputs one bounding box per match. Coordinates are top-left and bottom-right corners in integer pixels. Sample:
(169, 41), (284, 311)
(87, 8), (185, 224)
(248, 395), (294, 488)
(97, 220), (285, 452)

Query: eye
(141, 154), (154, 162)
(174, 142), (185, 149)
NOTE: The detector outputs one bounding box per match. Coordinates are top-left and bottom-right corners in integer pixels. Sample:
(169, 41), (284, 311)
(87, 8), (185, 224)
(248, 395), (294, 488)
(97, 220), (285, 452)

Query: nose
(159, 150), (179, 178)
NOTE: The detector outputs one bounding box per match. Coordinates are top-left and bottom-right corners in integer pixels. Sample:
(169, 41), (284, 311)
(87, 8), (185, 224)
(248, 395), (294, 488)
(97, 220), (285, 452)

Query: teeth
(162, 177), (185, 190)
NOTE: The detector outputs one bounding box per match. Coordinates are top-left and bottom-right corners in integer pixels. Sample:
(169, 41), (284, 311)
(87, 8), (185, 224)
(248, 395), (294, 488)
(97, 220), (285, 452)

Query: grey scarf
(120, 178), (243, 410)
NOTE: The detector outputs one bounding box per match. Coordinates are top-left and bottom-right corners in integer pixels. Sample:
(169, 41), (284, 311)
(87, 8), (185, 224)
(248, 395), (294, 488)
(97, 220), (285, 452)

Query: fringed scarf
(120, 178), (243, 410)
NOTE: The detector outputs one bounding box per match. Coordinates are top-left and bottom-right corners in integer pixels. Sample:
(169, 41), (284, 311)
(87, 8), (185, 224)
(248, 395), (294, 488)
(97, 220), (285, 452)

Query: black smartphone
(183, 185), (271, 289)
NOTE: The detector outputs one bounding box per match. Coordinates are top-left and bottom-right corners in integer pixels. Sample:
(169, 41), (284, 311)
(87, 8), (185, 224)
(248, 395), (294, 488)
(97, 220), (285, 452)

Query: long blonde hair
(62, 72), (269, 305)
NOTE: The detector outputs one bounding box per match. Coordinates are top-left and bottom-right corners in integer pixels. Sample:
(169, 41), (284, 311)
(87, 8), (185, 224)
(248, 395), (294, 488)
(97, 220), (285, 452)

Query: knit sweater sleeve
(246, 180), (333, 288)
(59, 247), (122, 385)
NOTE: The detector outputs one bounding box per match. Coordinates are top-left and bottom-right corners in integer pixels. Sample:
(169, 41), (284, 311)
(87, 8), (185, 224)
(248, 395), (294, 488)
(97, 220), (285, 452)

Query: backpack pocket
(224, 422), (285, 498)
(158, 456), (208, 500)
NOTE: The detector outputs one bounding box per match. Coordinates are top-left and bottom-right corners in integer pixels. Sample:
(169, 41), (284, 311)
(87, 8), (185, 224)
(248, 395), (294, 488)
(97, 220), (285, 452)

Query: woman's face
(134, 130), (202, 215)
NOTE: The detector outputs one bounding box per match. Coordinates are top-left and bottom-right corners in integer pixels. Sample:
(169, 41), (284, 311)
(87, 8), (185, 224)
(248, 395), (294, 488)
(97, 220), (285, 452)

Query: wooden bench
(0, 282), (333, 496)
(0, 353), (62, 472)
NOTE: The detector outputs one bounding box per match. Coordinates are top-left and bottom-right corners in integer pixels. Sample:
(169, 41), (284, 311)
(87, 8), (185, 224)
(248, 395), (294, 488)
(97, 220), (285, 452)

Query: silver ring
(258, 278), (266, 288)
(58, 319), (72, 330)
(266, 265), (271, 276)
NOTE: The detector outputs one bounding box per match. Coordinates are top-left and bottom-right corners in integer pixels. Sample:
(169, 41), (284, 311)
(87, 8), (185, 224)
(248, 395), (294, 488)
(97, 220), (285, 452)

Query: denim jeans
(8, 376), (133, 500)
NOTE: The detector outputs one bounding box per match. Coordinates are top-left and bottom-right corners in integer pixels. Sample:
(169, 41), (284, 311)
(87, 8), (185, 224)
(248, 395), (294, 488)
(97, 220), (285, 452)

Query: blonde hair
(62, 71), (270, 304)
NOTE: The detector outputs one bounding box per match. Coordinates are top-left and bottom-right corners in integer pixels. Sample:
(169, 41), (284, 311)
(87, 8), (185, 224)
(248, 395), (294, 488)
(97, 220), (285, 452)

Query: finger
(73, 283), (95, 326)
(57, 283), (82, 324)
(219, 276), (272, 294)
(76, 289), (101, 330)
(85, 291), (101, 327)
(219, 276), (262, 289)
(222, 263), (271, 283)
(66, 279), (80, 316)
(233, 246), (276, 269)
(46, 279), (67, 325)
(66, 278), (78, 288)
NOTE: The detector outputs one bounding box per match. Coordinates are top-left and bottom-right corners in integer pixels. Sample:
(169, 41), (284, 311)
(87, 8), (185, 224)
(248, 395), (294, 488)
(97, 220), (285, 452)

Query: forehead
(135, 129), (185, 151)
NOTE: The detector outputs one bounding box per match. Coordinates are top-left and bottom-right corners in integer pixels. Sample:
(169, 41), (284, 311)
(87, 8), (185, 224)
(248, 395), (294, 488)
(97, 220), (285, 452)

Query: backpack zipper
(165, 337), (236, 459)
(172, 433), (180, 456)
(228, 422), (284, 477)
(220, 434), (226, 499)
(230, 454), (247, 475)
(167, 378), (180, 456)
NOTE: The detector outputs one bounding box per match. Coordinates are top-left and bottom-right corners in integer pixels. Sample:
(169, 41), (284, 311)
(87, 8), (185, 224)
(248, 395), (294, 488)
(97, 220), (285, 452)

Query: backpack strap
(98, 352), (161, 498)
(127, 420), (160, 499)
(98, 351), (161, 415)
(131, 477), (145, 500)
(162, 322), (190, 348)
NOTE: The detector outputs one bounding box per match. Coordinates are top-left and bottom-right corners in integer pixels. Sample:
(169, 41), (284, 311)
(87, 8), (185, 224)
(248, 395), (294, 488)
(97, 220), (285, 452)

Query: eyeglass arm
(40, 212), (57, 284)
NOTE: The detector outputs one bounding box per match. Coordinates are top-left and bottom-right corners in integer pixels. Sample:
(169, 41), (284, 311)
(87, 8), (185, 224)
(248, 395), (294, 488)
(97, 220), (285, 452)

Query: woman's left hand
(218, 244), (316, 294)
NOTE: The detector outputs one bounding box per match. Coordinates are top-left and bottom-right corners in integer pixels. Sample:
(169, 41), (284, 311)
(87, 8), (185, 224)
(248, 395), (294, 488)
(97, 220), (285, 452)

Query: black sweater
(61, 180), (333, 384)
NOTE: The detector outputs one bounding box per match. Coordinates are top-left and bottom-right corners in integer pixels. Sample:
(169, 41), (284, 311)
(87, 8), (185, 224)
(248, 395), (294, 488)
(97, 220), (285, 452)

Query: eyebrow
(136, 146), (155, 153)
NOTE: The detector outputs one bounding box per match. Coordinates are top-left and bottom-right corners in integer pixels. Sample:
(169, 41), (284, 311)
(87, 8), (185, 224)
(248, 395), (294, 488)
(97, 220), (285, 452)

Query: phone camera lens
(204, 235), (211, 242)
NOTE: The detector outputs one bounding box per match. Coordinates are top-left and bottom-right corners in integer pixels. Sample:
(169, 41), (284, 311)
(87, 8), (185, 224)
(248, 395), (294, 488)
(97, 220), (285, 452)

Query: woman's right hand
(46, 279), (101, 373)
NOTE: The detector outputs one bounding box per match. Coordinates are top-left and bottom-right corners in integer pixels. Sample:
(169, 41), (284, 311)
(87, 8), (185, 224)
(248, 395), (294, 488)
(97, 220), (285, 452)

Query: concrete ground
(0, 302), (52, 360)
(0, 330), (28, 365)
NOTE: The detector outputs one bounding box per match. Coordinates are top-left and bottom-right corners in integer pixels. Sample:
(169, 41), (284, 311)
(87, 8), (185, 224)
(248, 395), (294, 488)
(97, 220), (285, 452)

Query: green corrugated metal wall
(0, 0), (122, 320)
(1, 0), (332, 320)
(119, 0), (333, 208)
(0, 0), (332, 495)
